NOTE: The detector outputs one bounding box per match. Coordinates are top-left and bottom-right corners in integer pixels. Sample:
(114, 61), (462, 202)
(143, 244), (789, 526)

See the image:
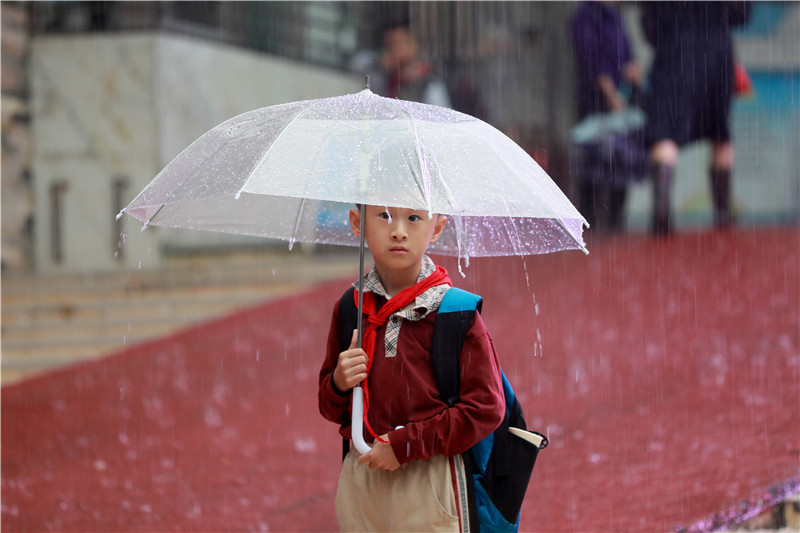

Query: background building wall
(30, 32), (360, 273)
(1, 2), (34, 272)
(31, 34), (161, 274)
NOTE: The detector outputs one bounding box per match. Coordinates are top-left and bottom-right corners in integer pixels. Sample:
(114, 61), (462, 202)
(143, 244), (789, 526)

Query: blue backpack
(338, 286), (548, 533)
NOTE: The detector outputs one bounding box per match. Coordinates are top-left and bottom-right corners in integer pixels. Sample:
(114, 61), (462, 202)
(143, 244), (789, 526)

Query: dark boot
(651, 163), (673, 236)
(608, 187), (627, 233)
(710, 167), (734, 228)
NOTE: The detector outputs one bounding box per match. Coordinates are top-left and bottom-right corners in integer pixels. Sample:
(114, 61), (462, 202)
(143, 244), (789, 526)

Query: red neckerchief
(354, 265), (452, 442)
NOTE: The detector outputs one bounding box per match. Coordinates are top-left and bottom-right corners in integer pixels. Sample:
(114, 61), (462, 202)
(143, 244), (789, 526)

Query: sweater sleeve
(318, 300), (353, 429)
(388, 312), (505, 463)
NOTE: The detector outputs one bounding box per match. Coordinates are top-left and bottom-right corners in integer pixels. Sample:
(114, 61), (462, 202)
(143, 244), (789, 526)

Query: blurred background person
(570, 1), (643, 233)
(381, 18), (452, 108)
(642, 1), (751, 236)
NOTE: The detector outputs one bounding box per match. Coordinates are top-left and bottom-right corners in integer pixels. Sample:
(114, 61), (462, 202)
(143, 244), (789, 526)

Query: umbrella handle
(351, 386), (372, 454)
(351, 204), (371, 454)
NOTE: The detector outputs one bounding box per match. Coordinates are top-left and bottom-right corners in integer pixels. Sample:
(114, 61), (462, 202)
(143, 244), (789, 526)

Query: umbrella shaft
(357, 203), (365, 349)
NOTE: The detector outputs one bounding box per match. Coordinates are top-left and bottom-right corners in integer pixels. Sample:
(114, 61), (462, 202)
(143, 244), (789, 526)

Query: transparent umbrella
(117, 81), (588, 453)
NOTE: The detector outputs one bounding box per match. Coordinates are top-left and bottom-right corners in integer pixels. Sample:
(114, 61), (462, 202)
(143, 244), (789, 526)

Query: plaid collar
(356, 255), (439, 312)
(353, 255), (450, 358)
(354, 256), (449, 358)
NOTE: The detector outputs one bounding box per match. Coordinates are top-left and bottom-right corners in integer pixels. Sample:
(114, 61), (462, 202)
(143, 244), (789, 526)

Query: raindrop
(588, 453), (606, 464)
(204, 406), (222, 427)
(186, 503), (202, 519)
(294, 438), (317, 453)
(536, 329), (542, 355)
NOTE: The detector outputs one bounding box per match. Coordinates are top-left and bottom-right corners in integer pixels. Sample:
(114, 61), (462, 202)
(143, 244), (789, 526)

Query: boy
(318, 205), (505, 532)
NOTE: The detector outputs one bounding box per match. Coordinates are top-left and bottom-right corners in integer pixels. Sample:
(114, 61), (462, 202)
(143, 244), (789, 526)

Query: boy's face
(349, 205), (446, 274)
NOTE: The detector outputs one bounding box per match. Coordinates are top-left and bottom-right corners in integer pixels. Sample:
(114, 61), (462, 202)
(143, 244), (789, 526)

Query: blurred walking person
(381, 19), (451, 108)
(570, 1), (644, 233)
(642, 1), (751, 235)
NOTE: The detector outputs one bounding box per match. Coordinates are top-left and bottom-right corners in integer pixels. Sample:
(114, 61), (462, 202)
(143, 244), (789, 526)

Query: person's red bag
(734, 63), (754, 97)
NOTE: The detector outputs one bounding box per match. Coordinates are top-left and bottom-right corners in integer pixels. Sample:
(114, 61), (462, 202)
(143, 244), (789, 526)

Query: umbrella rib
(555, 218), (589, 254)
(383, 101), (431, 212)
(141, 204), (166, 230)
(289, 197), (307, 249)
(234, 105), (320, 200)
(409, 115), (433, 212)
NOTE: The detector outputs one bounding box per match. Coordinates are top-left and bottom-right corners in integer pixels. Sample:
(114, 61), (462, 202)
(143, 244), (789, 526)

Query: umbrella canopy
(119, 88), (587, 259)
(119, 85), (589, 455)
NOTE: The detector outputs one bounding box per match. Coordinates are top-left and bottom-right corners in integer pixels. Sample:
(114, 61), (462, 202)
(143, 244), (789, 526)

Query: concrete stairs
(1, 249), (358, 385)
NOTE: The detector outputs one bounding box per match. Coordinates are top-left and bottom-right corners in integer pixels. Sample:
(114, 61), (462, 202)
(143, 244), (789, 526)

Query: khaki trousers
(335, 450), (471, 532)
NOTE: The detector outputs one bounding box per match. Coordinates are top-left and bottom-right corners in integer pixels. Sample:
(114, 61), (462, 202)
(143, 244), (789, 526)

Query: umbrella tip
(364, 75), (370, 91)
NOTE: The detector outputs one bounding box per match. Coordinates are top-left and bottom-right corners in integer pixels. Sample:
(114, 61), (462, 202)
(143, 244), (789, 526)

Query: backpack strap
(431, 287), (482, 407)
(338, 287), (358, 461)
(339, 287), (358, 353)
(432, 287), (483, 532)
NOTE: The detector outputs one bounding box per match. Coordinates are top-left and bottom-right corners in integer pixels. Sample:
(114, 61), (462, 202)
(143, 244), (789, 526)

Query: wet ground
(2, 226), (798, 532)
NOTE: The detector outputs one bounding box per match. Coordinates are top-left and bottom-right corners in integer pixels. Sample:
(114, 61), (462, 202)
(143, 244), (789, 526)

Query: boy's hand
(333, 330), (368, 392)
(358, 435), (400, 471)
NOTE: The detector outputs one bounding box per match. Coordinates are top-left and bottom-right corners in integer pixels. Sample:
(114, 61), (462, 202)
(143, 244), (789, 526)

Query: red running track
(3, 227), (799, 532)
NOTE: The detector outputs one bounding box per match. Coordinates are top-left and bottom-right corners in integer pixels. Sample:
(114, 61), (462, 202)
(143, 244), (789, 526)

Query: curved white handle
(351, 386), (372, 454)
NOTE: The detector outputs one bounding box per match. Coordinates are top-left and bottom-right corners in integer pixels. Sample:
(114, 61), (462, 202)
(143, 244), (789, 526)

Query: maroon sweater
(318, 294), (505, 465)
